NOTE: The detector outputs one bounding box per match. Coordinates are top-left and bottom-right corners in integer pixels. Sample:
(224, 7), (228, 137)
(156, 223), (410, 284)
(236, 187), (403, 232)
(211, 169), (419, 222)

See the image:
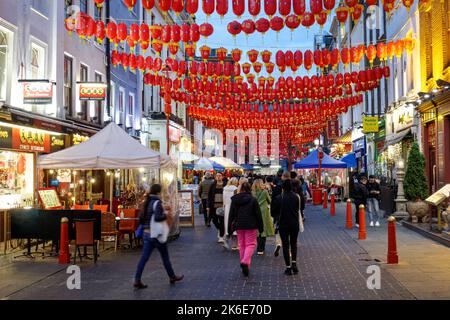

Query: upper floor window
(64, 55), (73, 115)
(65, 0), (74, 18)
(30, 43), (46, 79)
(0, 29), (9, 102)
(94, 4), (104, 21)
(31, 0), (49, 17)
(79, 0), (88, 14)
(128, 93), (134, 115)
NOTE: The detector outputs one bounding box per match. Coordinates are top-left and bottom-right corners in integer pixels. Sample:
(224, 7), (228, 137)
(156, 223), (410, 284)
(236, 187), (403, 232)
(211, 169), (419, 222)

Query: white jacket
(223, 185), (238, 236)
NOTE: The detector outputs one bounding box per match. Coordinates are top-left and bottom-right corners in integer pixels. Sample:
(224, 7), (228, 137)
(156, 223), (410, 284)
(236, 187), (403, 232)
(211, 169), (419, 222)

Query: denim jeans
(135, 233), (175, 281)
(366, 198), (380, 222)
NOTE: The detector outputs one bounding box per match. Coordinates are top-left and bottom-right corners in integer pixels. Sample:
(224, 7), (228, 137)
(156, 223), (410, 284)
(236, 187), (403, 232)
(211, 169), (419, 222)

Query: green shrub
(404, 142), (429, 201)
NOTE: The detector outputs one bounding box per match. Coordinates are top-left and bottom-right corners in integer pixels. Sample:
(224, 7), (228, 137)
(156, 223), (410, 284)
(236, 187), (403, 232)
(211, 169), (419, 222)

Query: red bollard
(330, 193), (335, 216)
(387, 216), (399, 264)
(59, 217), (70, 264)
(346, 199), (353, 229)
(358, 204), (367, 240)
(323, 190), (327, 209)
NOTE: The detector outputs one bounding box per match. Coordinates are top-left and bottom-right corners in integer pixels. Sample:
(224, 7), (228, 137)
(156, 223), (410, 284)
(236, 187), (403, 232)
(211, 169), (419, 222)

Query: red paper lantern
(285, 14), (301, 31)
(270, 16), (284, 32)
(199, 45), (211, 61)
(275, 50), (285, 68)
(189, 24), (200, 42)
(106, 21), (117, 40)
(185, 44), (196, 59)
(330, 48), (340, 67)
(199, 23), (214, 38)
(150, 24), (162, 39)
(264, 0), (277, 17)
(351, 4), (364, 22)
(255, 18), (270, 34)
(217, 0), (229, 16)
(394, 39), (404, 57)
(233, 0), (245, 17)
(124, 0), (137, 11)
(216, 47), (228, 64)
(181, 24), (190, 43)
(383, 1), (395, 13)
(285, 50), (293, 67)
(279, 0), (291, 16)
(344, 0), (357, 7)
(323, 0), (335, 12)
(261, 50), (272, 63)
(315, 11), (328, 28)
(95, 21), (105, 44)
(253, 62), (263, 74)
(293, 0), (306, 16)
(335, 5), (348, 24)
(294, 50), (303, 66)
(117, 23), (128, 42)
(322, 49), (331, 66)
(341, 47), (350, 65)
(366, 44), (376, 64)
(301, 12), (315, 28)
(242, 19), (256, 35)
(172, 0), (184, 15)
(202, 0), (215, 15)
(169, 43), (179, 56)
(227, 21), (242, 37)
(266, 62), (275, 74)
(376, 42), (387, 60)
(140, 23), (150, 44)
(383, 66), (390, 78)
(249, 0), (261, 17)
(186, 0), (199, 16)
(248, 49), (259, 63)
(314, 49), (323, 67)
(402, 0), (414, 10)
(94, 0), (105, 8)
(231, 48), (242, 64)
(171, 24), (181, 42)
(310, 0), (323, 15)
(159, 0), (171, 12)
(304, 50), (313, 71)
(152, 40), (164, 55)
(142, 0), (155, 10)
(161, 25), (171, 43)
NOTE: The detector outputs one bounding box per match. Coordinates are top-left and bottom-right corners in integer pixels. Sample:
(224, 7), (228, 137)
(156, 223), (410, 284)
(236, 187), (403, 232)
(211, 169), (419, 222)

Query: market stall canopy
(209, 156), (242, 169)
(240, 163), (254, 170)
(178, 152), (200, 162)
(340, 153), (357, 168)
(193, 157), (224, 171)
(38, 122), (169, 169)
(294, 150), (347, 169)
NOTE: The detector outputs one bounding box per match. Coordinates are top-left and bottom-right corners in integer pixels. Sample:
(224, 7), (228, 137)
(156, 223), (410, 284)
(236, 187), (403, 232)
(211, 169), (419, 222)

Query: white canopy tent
(209, 156), (242, 169)
(39, 122), (170, 169)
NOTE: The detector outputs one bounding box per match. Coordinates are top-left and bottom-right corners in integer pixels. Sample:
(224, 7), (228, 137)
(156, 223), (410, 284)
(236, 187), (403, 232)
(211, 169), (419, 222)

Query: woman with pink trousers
(228, 182), (264, 277)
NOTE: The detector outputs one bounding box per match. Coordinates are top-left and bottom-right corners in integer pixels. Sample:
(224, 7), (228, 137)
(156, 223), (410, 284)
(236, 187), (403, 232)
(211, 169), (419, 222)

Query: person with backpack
(228, 182), (264, 277)
(134, 184), (184, 289)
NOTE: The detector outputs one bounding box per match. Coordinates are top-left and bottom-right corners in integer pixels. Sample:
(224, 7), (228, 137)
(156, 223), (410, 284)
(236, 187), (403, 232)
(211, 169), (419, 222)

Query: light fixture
(436, 79), (450, 89)
(398, 159), (404, 169)
(139, 168), (145, 173)
(49, 170), (54, 174)
(416, 99), (422, 105)
(90, 178), (96, 184)
(73, 171), (77, 175)
(79, 179), (84, 185)
(142, 177), (147, 182)
(106, 171), (111, 176)
(432, 88), (439, 93)
(115, 172), (120, 178)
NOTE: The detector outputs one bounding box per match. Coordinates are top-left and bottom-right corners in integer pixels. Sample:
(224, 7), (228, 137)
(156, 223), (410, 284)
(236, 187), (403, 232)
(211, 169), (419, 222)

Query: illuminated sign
(72, 133), (89, 145)
(78, 82), (107, 101)
(169, 126), (181, 143)
(22, 81), (53, 104)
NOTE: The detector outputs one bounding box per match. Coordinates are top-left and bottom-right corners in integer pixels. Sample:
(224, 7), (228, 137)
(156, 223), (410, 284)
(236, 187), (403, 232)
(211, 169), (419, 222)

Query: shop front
(352, 134), (367, 174)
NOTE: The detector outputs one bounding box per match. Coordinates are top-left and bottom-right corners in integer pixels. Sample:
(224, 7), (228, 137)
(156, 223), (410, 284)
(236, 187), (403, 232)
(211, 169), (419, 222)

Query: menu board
(178, 190), (194, 227)
(425, 184), (450, 206)
(38, 188), (63, 209)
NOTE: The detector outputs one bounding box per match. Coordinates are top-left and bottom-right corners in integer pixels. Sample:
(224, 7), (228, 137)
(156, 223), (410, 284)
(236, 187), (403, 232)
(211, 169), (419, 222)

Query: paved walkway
(1, 204), (415, 300)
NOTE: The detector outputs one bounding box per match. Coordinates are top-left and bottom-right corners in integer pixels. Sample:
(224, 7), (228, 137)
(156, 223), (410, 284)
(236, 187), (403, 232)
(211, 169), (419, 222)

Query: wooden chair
(73, 219), (98, 264)
(118, 209), (139, 249)
(93, 204), (109, 213)
(101, 212), (119, 251)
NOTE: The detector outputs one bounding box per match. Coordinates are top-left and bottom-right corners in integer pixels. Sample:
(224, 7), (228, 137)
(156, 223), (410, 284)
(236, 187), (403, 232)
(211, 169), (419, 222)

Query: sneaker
(355, 224), (359, 228)
(292, 263), (299, 275)
(369, 221), (374, 227)
(284, 268), (293, 276)
(133, 281), (148, 289)
(217, 237), (225, 244)
(241, 263), (249, 277)
(232, 246), (239, 251)
(257, 251), (264, 256)
(169, 275), (184, 284)
(274, 245), (281, 257)
(375, 221), (380, 227)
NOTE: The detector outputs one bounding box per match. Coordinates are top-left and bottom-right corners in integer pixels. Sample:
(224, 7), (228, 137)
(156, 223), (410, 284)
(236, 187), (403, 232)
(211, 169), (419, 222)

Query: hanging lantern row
(65, 13), (214, 52)
(92, 0), (415, 22)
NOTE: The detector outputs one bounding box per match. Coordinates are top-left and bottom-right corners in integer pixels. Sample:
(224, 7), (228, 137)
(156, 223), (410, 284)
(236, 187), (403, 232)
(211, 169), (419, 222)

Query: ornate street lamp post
(393, 158), (409, 220)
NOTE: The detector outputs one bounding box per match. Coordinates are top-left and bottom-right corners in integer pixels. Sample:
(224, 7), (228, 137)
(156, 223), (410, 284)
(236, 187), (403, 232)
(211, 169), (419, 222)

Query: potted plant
(404, 142), (430, 222)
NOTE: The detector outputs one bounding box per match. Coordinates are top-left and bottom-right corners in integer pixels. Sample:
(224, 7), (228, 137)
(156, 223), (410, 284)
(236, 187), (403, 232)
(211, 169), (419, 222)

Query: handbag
(150, 200), (170, 243)
(216, 206), (225, 217)
(296, 194), (305, 233)
(135, 224), (144, 239)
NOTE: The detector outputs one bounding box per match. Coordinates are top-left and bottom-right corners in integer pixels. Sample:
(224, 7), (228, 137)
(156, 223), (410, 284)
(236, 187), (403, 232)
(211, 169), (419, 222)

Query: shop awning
(294, 150), (347, 169)
(38, 122), (169, 169)
(381, 129), (411, 152)
(334, 130), (353, 144)
(240, 163), (254, 170)
(193, 157), (224, 171)
(340, 153), (357, 168)
(209, 156), (242, 169)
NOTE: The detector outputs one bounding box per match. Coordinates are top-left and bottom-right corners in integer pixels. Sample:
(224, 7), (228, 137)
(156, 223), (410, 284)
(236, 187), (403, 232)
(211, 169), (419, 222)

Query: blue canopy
(293, 149), (347, 169)
(340, 153), (357, 168)
(240, 163), (254, 170)
(182, 162), (225, 171)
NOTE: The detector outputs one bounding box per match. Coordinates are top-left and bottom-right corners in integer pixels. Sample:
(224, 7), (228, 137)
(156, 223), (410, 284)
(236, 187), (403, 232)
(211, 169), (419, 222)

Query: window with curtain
(64, 55), (73, 115)
(30, 43), (45, 79)
(0, 29), (8, 102)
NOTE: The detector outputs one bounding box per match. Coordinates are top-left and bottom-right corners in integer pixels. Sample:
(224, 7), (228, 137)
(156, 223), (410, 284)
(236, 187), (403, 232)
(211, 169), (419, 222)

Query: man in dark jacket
(367, 175), (381, 227)
(228, 182), (263, 277)
(272, 179), (301, 275)
(351, 174), (369, 227)
(207, 172), (226, 243)
(198, 172), (214, 227)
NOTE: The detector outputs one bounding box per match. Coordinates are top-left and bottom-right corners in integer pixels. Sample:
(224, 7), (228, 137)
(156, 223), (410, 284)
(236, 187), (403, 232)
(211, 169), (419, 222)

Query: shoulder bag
(296, 194), (305, 233)
(150, 200), (170, 243)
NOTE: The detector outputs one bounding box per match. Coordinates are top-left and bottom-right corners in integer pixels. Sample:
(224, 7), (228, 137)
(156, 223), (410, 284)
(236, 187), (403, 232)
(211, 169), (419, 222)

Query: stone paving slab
(1, 205), (414, 300)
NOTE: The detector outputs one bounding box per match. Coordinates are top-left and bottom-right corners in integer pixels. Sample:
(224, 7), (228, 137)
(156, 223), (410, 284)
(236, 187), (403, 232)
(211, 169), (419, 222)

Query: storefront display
(0, 151), (34, 209)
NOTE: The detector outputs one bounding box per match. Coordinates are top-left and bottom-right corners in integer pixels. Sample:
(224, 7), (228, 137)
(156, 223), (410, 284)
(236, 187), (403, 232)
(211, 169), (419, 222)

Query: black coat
(272, 191), (300, 230)
(351, 182), (369, 205)
(367, 182), (381, 200)
(228, 192), (264, 235)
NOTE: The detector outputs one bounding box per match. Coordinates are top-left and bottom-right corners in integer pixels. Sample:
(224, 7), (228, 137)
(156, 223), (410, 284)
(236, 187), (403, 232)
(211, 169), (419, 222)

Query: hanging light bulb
(90, 178), (96, 184)
(106, 171), (111, 176)
(79, 179), (85, 185)
(49, 170), (54, 174)
(139, 168), (145, 173)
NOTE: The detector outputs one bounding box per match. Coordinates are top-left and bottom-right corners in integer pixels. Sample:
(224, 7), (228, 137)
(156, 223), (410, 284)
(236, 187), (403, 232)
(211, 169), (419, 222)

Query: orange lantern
(247, 49), (259, 63)
(386, 41), (395, 60)
(150, 24), (162, 40)
(394, 39), (404, 57)
(366, 44), (376, 64)
(376, 42), (387, 61)
(404, 37), (415, 53)
(351, 4), (364, 23)
(402, 0), (414, 11)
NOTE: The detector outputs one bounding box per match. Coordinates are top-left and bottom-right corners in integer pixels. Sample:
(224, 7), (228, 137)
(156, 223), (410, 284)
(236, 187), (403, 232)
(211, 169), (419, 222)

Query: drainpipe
(105, 0), (111, 122)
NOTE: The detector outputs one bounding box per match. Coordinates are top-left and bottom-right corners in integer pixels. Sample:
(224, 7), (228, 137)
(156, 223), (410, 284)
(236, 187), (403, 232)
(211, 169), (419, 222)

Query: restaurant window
(79, 0), (88, 14)
(93, 72), (102, 124)
(31, 0), (49, 17)
(64, 55), (73, 115)
(80, 64), (88, 120)
(0, 28), (10, 102)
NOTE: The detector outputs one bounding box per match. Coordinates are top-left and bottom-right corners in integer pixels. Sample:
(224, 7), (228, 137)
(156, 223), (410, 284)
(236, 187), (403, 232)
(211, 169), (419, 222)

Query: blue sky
(194, 0), (333, 78)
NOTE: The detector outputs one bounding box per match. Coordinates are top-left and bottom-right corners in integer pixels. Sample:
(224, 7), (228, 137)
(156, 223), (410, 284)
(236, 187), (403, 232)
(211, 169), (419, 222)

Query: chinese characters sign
(22, 81), (53, 104)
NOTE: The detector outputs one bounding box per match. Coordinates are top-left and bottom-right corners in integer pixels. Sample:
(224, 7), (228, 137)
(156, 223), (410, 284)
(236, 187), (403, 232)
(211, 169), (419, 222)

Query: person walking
(252, 179), (275, 255)
(351, 174), (369, 228)
(134, 184), (184, 289)
(271, 171), (290, 257)
(228, 182), (264, 277)
(291, 179), (306, 222)
(208, 172), (226, 243)
(367, 175), (381, 227)
(223, 177), (239, 250)
(237, 176), (249, 193)
(198, 172), (214, 227)
(272, 179), (301, 276)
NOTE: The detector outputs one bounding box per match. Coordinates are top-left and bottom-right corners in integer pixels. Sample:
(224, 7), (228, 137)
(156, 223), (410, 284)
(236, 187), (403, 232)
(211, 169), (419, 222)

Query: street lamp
(393, 157), (409, 220)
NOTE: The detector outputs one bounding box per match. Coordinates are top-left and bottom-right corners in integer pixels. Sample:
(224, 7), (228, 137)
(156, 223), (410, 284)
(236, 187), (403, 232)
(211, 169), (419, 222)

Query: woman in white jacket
(223, 177), (239, 250)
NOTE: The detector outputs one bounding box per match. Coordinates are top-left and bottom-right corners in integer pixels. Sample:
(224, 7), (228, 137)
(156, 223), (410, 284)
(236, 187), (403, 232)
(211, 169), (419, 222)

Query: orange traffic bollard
(59, 217), (70, 264)
(358, 204), (367, 240)
(330, 193), (335, 216)
(387, 216), (399, 264)
(346, 199), (353, 229)
(323, 190), (327, 209)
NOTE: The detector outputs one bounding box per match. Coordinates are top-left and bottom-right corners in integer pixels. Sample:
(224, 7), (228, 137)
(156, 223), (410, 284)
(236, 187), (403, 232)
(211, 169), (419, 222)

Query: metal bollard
(387, 216), (399, 264)
(59, 217), (70, 264)
(358, 204), (367, 240)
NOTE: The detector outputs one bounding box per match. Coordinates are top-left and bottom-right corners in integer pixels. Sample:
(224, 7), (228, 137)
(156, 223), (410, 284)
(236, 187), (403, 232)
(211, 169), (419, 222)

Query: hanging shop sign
(391, 104), (414, 133)
(327, 119), (339, 140)
(77, 82), (107, 101)
(362, 116), (379, 133)
(169, 126), (181, 143)
(353, 136), (366, 159)
(22, 81), (53, 104)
